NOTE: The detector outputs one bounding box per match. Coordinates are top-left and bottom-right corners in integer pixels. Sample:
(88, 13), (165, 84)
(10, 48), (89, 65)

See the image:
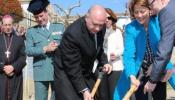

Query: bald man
(54, 5), (112, 100)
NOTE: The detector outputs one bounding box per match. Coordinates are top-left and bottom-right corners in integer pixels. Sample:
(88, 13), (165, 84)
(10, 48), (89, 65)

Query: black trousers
(54, 68), (96, 100)
(135, 76), (166, 100)
(98, 71), (122, 100)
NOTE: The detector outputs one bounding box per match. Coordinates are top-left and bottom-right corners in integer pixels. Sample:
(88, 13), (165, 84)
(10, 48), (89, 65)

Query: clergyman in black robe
(0, 15), (26, 100)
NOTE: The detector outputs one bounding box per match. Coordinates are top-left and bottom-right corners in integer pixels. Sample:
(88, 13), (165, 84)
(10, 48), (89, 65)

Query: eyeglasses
(148, 0), (155, 7)
(107, 16), (113, 20)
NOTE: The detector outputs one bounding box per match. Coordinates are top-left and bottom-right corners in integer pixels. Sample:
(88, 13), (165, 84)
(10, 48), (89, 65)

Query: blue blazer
(114, 16), (174, 100)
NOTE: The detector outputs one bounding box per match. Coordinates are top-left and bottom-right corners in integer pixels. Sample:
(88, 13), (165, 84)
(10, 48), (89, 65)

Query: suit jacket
(114, 16), (174, 100)
(150, 0), (175, 82)
(26, 23), (64, 81)
(54, 17), (108, 100)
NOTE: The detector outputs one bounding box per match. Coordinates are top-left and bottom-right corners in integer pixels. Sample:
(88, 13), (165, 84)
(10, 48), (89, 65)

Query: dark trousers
(98, 71), (122, 100)
(54, 68), (95, 100)
(135, 77), (166, 100)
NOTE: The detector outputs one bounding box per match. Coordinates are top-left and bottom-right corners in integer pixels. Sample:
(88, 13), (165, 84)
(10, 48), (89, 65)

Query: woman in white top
(98, 8), (124, 100)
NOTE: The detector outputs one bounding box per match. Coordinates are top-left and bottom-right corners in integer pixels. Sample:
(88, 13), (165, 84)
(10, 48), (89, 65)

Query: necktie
(94, 34), (97, 49)
(42, 25), (51, 41)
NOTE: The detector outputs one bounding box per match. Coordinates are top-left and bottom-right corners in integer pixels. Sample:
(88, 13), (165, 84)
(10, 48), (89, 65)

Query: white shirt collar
(46, 22), (50, 30)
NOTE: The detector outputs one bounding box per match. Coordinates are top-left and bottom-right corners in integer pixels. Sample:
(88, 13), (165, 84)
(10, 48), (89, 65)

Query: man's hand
(130, 75), (140, 90)
(103, 64), (112, 74)
(144, 81), (156, 94)
(3, 65), (14, 76)
(161, 69), (173, 82)
(43, 41), (58, 53)
(83, 90), (94, 100)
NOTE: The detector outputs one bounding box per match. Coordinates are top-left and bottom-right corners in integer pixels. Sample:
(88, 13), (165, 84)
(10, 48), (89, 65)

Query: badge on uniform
(52, 31), (62, 44)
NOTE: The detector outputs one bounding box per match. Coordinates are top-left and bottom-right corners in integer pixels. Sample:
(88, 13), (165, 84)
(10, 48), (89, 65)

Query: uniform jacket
(26, 23), (64, 81)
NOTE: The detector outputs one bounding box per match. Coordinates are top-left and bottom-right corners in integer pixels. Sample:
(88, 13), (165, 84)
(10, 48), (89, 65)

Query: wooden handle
(91, 79), (101, 97)
(123, 85), (137, 100)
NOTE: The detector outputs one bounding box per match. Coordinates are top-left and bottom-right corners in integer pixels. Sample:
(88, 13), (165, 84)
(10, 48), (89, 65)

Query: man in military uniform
(25, 0), (64, 100)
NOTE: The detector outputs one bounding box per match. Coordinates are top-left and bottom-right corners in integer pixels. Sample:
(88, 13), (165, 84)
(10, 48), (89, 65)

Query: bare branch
(53, 4), (68, 15)
(47, 4), (65, 23)
(51, 0), (81, 27)
(76, 13), (81, 18)
(68, 0), (81, 15)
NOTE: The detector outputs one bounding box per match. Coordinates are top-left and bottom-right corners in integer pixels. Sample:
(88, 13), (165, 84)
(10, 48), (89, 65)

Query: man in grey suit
(25, 0), (64, 100)
(144, 0), (175, 93)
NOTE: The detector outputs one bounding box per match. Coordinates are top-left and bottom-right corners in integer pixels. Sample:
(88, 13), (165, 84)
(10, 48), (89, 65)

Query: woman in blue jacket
(114, 0), (174, 100)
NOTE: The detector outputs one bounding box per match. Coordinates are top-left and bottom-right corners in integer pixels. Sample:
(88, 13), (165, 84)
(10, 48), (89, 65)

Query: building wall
(18, 0), (33, 28)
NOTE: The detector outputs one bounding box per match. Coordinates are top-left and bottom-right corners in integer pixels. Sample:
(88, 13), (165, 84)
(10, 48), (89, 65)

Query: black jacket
(54, 17), (107, 100)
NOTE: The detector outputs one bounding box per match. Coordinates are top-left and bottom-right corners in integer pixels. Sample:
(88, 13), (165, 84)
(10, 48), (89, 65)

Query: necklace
(3, 34), (13, 58)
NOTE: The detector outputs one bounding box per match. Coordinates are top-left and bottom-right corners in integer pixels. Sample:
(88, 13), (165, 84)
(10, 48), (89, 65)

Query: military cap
(27, 0), (50, 15)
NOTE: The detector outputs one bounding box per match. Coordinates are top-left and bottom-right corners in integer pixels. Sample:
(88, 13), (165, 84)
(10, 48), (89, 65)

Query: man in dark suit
(0, 15), (26, 100)
(144, 0), (175, 93)
(54, 5), (112, 100)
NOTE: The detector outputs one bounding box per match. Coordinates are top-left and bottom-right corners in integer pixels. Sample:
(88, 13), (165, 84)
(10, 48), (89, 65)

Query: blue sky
(50, 0), (128, 15)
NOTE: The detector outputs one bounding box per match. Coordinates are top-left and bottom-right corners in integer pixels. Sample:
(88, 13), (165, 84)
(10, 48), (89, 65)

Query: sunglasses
(107, 16), (113, 20)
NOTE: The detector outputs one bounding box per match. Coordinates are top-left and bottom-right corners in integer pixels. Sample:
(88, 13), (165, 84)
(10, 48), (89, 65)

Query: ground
(23, 80), (175, 100)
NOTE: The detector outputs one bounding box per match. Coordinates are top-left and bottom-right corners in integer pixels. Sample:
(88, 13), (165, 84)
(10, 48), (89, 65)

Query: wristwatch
(80, 88), (89, 94)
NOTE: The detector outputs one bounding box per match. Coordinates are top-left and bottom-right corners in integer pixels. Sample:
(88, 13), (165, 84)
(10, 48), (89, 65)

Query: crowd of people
(0, 0), (175, 100)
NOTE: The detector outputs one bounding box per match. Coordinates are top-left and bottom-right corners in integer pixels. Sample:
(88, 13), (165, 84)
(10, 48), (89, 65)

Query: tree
(53, 0), (81, 27)
(0, 0), (23, 23)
